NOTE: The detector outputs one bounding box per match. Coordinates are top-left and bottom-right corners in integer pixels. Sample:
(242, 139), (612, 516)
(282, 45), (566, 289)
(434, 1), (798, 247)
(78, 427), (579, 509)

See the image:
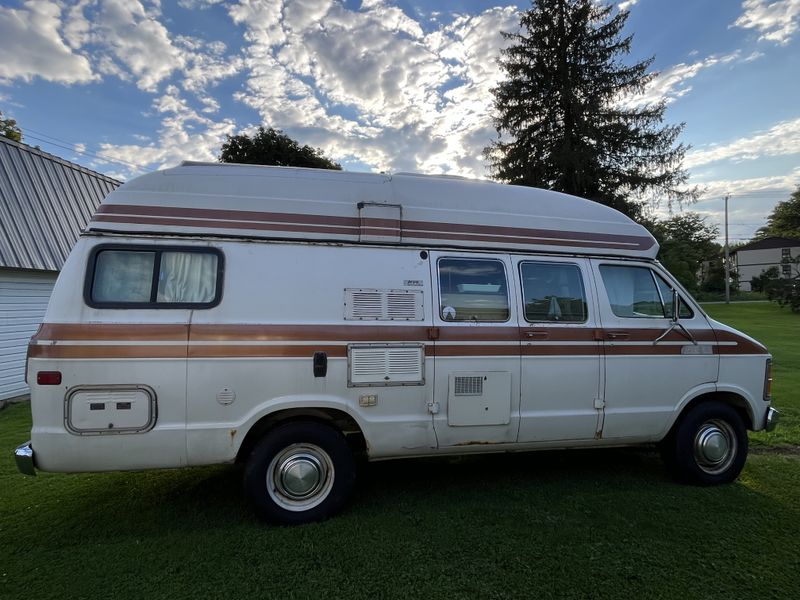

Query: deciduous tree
(220, 127), (341, 170)
(0, 110), (22, 143)
(754, 186), (800, 240)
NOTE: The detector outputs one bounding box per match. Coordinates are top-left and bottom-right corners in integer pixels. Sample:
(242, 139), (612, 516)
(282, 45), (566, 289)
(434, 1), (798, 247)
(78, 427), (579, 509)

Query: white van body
(17, 163), (778, 523)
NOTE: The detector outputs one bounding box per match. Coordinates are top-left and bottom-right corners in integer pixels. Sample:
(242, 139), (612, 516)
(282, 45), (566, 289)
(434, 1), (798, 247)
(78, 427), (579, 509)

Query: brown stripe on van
(189, 324), (431, 342)
(94, 204), (654, 252)
(97, 204), (361, 228)
(28, 345), (187, 359)
(92, 214), (360, 237)
(401, 219), (656, 250)
(36, 323), (189, 341)
(714, 331), (767, 354)
(188, 345), (348, 358)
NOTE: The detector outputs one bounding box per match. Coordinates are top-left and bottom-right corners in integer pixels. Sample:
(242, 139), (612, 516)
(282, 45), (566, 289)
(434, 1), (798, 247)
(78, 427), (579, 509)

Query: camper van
(15, 163), (778, 524)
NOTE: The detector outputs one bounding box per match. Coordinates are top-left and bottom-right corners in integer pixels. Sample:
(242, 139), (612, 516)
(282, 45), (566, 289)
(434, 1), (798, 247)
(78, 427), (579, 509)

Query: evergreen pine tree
(485, 0), (696, 219)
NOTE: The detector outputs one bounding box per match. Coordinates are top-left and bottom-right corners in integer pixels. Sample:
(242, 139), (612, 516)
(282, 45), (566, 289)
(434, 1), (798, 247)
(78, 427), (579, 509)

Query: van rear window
(86, 246), (222, 308)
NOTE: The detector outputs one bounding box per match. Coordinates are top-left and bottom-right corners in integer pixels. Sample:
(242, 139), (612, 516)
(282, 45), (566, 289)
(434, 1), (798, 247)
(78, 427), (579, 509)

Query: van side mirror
(671, 289), (680, 322)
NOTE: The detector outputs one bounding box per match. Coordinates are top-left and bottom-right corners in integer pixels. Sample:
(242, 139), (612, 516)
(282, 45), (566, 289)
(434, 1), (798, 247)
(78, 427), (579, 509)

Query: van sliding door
(430, 252), (521, 446)
(513, 256), (604, 442)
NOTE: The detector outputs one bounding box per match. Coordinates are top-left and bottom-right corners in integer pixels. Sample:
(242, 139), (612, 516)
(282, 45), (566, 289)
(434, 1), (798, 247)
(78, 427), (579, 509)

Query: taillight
(37, 371), (62, 385)
(763, 359), (772, 402)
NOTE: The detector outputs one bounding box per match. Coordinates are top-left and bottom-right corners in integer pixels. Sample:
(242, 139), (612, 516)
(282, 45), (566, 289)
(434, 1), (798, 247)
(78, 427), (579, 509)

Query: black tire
(243, 421), (356, 525)
(661, 401), (748, 485)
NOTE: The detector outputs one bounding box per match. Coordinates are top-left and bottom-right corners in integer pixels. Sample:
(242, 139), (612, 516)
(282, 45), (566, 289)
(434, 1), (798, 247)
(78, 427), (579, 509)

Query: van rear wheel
(661, 401), (748, 485)
(244, 421), (356, 525)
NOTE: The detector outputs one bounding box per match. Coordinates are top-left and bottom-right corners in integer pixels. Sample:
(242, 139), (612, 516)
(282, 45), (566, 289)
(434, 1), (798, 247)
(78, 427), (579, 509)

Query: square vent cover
(348, 344), (425, 386)
(345, 288), (423, 321)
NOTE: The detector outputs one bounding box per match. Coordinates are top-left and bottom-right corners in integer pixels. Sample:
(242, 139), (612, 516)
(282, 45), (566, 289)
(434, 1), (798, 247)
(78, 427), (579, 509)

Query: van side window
(600, 265), (666, 318)
(520, 262), (587, 322)
(438, 258), (509, 322)
(87, 247), (222, 308)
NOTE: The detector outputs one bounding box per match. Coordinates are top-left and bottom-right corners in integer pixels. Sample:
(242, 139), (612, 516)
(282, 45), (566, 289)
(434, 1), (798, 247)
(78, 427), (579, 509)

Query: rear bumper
(14, 441), (36, 476)
(765, 407), (779, 432)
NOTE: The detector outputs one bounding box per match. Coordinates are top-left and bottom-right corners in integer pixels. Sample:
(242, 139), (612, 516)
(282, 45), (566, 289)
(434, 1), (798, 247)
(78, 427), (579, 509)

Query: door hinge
(428, 401), (440, 414)
(593, 397), (605, 409)
(427, 327), (440, 340)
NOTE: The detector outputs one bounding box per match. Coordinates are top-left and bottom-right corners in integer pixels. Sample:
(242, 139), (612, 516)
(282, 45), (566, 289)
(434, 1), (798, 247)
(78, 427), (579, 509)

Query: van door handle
(606, 331), (630, 340)
(524, 331), (549, 340)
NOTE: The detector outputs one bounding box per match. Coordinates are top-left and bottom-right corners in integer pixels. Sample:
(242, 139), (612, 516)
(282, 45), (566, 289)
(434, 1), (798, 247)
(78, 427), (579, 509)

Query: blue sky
(1, 0), (798, 242)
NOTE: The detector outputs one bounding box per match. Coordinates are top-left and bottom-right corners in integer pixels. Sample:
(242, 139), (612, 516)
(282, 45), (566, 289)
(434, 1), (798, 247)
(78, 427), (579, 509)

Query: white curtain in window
(157, 252), (217, 303)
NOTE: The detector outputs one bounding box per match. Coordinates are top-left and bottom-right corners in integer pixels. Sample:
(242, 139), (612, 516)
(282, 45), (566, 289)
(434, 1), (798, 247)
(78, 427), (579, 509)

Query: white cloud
(687, 168), (800, 241)
(228, 0), (518, 177)
(621, 52), (740, 109)
(96, 85), (237, 176)
(618, 0), (639, 11)
(90, 0), (185, 92)
(0, 0), (96, 84)
(685, 117), (800, 168)
(733, 0), (800, 45)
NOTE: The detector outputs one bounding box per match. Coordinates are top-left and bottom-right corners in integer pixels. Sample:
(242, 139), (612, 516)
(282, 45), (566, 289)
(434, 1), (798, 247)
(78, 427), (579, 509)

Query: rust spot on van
(229, 429), (237, 443)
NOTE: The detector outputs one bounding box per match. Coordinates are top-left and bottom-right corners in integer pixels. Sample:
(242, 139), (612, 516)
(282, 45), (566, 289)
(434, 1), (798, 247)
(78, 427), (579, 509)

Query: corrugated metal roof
(0, 136), (121, 271)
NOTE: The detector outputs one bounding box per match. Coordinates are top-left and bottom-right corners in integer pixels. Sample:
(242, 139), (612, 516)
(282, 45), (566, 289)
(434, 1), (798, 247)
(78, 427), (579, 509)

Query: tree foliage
(765, 257), (800, 313)
(754, 186), (800, 240)
(220, 127), (341, 170)
(485, 0), (697, 220)
(1, 109), (22, 143)
(652, 213), (720, 293)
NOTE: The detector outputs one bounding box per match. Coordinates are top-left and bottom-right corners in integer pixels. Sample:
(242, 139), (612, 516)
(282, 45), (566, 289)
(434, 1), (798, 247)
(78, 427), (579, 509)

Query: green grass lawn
(1, 302), (798, 599)
(703, 302), (800, 447)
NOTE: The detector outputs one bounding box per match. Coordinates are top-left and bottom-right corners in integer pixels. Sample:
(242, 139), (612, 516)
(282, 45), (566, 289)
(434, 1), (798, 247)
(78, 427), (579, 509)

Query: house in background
(0, 136), (120, 402)
(733, 236), (800, 292)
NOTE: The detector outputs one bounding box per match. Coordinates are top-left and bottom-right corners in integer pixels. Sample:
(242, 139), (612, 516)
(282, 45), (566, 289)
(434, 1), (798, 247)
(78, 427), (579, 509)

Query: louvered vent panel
(454, 376), (483, 396)
(349, 345), (424, 385)
(345, 289), (423, 320)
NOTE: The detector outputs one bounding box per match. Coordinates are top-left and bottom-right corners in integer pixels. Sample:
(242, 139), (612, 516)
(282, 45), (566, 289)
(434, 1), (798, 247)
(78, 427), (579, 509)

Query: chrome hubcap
(693, 420), (737, 475)
(279, 454), (323, 499)
(266, 443), (335, 511)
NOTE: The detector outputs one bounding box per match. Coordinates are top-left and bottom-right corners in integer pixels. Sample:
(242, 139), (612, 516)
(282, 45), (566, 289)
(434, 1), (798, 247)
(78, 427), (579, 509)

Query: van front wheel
(662, 401), (748, 485)
(244, 421), (356, 524)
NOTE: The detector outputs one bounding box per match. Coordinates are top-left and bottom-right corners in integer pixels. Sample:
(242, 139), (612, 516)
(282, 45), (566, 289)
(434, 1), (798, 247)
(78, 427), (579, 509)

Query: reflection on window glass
(600, 265), (665, 318)
(92, 251), (155, 302)
(157, 252), (218, 303)
(439, 258), (509, 321)
(520, 262), (587, 322)
(653, 273), (693, 319)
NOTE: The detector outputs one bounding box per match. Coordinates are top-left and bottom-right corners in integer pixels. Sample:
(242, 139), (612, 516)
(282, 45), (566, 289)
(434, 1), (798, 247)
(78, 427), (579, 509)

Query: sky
(1, 0), (799, 242)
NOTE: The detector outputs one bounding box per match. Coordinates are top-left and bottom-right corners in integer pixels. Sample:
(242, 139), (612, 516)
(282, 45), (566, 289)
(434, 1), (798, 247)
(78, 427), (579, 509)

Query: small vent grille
(345, 288), (423, 321)
(349, 345), (424, 386)
(454, 376), (483, 396)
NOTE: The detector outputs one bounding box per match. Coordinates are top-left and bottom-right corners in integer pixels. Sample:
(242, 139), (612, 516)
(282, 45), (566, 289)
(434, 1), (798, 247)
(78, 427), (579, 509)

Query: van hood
(707, 318), (769, 355)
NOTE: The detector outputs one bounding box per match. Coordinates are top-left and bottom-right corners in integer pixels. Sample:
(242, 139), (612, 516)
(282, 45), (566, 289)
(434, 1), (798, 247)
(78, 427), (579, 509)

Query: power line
(20, 128), (148, 172)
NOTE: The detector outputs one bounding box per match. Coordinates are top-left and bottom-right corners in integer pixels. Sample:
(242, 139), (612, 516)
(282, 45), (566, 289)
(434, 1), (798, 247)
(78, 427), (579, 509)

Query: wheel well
(670, 392), (754, 436)
(235, 408), (367, 464)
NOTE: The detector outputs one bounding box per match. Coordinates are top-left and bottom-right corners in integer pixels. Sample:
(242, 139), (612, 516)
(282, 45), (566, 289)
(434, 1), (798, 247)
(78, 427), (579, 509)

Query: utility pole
(724, 195), (730, 304)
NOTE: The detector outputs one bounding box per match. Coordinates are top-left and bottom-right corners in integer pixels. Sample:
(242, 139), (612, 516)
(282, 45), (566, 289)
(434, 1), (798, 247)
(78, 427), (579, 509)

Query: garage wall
(0, 268), (57, 401)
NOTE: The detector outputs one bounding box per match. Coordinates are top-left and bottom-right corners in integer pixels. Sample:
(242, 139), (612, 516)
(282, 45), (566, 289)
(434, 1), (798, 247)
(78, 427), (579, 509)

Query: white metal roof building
(0, 136), (120, 401)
